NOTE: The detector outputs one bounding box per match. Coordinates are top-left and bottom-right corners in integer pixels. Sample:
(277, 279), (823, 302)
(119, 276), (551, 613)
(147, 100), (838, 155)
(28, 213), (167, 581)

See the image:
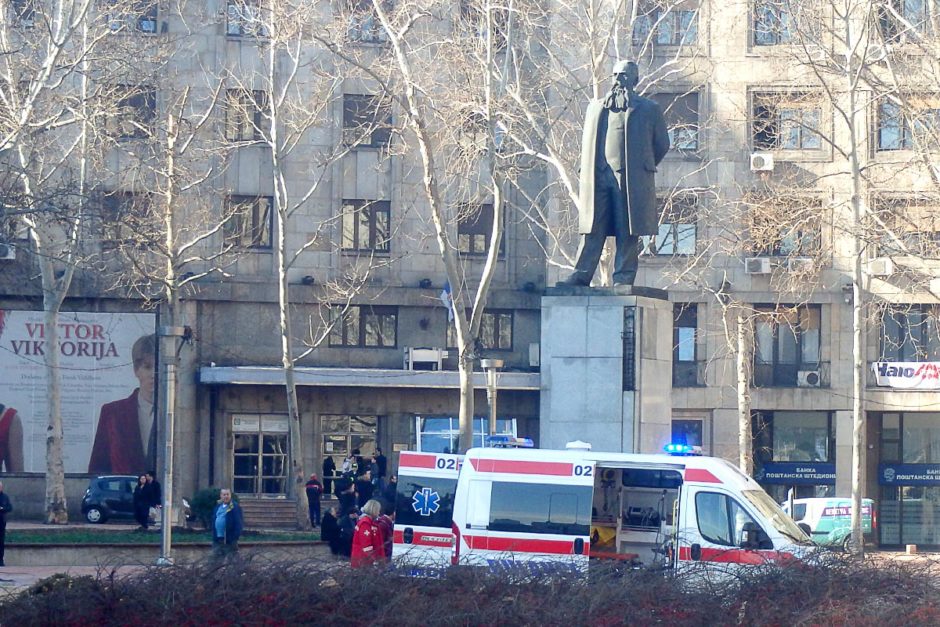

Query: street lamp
(480, 358), (504, 438)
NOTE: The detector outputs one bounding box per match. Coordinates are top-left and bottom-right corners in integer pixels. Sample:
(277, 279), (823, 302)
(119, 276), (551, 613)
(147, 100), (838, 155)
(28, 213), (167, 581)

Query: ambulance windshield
(743, 490), (813, 545)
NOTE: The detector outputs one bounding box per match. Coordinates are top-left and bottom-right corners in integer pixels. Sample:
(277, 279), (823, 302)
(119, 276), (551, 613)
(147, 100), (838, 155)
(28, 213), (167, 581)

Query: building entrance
(232, 414), (289, 496)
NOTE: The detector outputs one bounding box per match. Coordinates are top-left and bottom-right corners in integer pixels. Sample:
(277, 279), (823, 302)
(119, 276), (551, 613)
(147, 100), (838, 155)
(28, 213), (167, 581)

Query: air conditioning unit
(0, 242), (15, 261)
(750, 152), (775, 172)
(867, 257), (895, 277)
(797, 370), (821, 387)
(528, 343), (540, 368)
(787, 257), (814, 273)
(744, 257), (772, 274)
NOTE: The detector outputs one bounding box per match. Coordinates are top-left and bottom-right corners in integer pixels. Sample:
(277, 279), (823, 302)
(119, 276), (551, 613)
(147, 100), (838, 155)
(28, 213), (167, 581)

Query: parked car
(81, 475), (138, 523)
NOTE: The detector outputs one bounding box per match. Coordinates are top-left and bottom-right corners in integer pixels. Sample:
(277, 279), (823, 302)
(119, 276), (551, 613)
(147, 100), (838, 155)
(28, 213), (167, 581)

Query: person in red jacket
(350, 499), (385, 568)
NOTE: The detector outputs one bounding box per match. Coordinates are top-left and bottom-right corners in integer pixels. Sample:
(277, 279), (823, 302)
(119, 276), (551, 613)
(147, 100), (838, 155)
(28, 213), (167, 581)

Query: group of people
(132, 471), (162, 531)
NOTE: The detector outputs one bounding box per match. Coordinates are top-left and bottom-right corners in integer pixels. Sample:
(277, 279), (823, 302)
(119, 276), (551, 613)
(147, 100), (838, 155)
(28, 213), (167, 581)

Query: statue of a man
(559, 60), (670, 287)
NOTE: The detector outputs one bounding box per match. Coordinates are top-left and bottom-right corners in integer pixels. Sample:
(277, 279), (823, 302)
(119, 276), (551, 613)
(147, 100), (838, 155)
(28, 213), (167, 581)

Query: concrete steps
(238, 498), (301, 530)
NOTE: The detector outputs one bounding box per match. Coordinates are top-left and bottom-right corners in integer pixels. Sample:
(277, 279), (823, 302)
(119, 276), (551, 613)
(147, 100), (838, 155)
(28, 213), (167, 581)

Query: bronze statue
(559, 60), (670, 287)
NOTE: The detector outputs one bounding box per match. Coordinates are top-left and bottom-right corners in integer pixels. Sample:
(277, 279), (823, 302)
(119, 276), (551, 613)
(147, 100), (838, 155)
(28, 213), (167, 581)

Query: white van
(392, 451), (462, 574)
(451, 445), (813, 576)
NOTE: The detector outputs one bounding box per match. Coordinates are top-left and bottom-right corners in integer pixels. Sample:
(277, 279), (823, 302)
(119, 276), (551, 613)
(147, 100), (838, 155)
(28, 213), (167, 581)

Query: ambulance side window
(395, 476), (457, 529)
(488, 482), (592, 536)
(695, 492), (766, 548)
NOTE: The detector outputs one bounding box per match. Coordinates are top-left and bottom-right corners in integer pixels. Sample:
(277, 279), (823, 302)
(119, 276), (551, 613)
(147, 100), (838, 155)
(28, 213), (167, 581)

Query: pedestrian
(351, 499), (385, 568)
(369, 456), (380, 487)
(337, 510), (357, 558)
(322, 456), (336, 496)
(353, 448), (366, 477)
(145, 470), (162, 526)
(211, 488), (243, 562)
(305, 473), (322, 528)
(376, 499), (395, 563)
(375, 448), (387, 480)
(321, 507), (340, 555)
(355, 471), (374, 509)
(337, 479), (357, 516)
(341, 454), (354, 478)
(0, 481), (13, 566)
(383, 475), (398, 505)
(133, 474), (150, 530)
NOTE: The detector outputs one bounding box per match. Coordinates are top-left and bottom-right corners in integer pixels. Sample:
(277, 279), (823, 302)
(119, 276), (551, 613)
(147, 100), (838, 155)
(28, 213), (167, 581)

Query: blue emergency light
(488, 435), (535, 448)
(664, 443), (703, 456)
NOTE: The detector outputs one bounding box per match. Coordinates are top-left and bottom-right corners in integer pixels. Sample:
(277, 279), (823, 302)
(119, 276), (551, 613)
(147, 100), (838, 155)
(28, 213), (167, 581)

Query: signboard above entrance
(756, 462), (836, 485)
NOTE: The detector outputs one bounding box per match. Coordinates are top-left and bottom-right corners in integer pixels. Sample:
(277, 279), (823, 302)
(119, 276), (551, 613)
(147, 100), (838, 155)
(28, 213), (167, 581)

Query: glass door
(232, 414), (289, 496)
(321, 414), (377, 476)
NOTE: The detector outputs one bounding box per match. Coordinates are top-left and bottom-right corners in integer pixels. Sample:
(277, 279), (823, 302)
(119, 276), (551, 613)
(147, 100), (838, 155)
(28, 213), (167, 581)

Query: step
(239, 498), (303, 529)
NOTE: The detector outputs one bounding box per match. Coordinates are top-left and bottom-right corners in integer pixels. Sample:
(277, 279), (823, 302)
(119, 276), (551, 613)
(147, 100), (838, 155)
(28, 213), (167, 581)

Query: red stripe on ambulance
(399, 452), (438, 469)
(463, 535), (581, 555)
(683, 468), (722, 483)
(468, 458), (574, 476)
(677, 546), (796, 564)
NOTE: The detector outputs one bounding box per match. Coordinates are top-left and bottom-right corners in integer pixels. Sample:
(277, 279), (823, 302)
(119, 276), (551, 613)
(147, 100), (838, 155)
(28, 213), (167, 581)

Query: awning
(198, 365), (541, 391)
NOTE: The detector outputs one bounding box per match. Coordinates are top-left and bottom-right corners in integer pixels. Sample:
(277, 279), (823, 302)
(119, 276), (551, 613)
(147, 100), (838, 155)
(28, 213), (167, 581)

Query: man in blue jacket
(211, 488), (243, 561)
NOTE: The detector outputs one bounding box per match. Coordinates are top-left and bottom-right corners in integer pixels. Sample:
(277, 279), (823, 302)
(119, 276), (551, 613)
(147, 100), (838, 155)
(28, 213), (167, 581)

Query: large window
(232, 414), (288, 495)
(879, 304), (940, 361)
(673, 304), (702, 387)
(415, 416), (516, 453)
(394, 475), (456, 529)
(753, 411), (833, 463)
(224, 195), (272, 249)
(457, 203), (503, 256)
(489, 482), (592, 536)
(651, 92), (700, 152)
(320, 414), (377, 466)
(342, 199), (390, 252)
(648, 195), (697, 255)
(753, 304), (821, 387)
(754, 0), (792, 45)
(748, 196), (822, 257)
(227, 0), (267, 38)
(330, 305), (398, 348)
(101, 191), (154, 246)
(879, 0), (940, 42)
(876, 97), (940, 151)
(871, 198), (940, 257)
(459, 0), (509, 50)
(672, 419), (703, 447)
(225, 89), (267, 142)
(633, 0), (698, 46)
(107, 85), (156, 139)
(695, 492), (769, 548)
(12, 0), (36, 27)
(343, 94), (392, 148)
(345, 0), (390, 43)
(753, 92), (822, 150)
(447, 310), (513, 351)
(104, 0), (157, 33)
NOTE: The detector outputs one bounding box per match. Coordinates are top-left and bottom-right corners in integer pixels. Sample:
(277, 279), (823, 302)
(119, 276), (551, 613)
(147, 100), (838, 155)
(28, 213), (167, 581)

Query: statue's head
(611, 60), (639, 90)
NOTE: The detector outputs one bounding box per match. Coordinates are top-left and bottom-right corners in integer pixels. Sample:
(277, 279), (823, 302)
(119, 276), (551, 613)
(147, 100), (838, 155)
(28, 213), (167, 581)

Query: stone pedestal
(540, 286), (673, 453)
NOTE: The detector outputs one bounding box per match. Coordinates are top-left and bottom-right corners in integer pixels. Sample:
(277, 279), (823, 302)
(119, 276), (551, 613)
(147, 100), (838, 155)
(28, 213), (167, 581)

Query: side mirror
(798, 522), (812, 536)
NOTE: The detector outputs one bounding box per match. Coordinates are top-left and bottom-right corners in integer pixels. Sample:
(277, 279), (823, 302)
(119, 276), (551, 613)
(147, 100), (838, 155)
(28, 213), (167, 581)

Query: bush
(188, 488), (238, 530)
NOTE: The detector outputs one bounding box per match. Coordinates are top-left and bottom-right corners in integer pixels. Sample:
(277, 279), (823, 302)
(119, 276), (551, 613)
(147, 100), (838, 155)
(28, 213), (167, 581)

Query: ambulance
(450, 443), (815, 577)
(392, 451), (463, 574)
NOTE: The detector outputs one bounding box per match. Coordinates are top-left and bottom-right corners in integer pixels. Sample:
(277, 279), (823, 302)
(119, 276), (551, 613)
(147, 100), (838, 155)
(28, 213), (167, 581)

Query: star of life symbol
(412, 487), (441, 516)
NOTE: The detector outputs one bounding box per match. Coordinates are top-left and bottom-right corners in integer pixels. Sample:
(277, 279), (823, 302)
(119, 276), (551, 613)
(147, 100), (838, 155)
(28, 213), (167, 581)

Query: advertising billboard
(0, 310), (157, 474)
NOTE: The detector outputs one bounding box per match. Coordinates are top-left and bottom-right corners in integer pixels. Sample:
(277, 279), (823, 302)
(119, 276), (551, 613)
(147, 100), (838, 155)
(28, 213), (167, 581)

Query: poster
(0, 310), (157, 474)
(872, 361), (940, 390)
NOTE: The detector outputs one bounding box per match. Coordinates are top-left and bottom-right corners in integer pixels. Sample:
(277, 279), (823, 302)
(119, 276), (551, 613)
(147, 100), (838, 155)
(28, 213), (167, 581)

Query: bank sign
(879, 463), (940, 486)
(756, 462), (836, 485)
(871, 361), (940, 389)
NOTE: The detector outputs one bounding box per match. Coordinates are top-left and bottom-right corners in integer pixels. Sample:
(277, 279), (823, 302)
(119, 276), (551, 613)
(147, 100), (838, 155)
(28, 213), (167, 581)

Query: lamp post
(480, 359), (504, 437)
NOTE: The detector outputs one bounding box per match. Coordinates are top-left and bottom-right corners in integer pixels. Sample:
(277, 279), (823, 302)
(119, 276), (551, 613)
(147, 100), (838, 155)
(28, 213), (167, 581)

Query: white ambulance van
(450, 444), (813, 576)
(392, 451), (463, 574)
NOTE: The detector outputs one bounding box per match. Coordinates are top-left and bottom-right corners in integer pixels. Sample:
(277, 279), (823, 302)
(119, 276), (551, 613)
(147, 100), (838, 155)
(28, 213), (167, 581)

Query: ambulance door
(457, 479), (492, 565)
(677, 486), (777, 580)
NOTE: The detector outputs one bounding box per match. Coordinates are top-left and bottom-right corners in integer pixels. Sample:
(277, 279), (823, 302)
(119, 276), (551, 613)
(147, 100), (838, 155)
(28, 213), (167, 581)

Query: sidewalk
(0, 564), (146, 596)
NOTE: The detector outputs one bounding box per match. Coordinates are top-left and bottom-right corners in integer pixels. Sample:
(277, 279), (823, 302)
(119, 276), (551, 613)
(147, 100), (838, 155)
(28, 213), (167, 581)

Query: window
(695, 492), (769, 548)
(673, 304), (702, 387)
(394, 475), (456, 528)
(877, 97), (940, 151)
(753, 411), (833, 463)
(879, 0), (940, 42)
(227, 0), (267, 38)
(754, 0), (792, 45)
(447, 310), (513, 351)
(346, 0), (390, 44)
(633, 0), (698, 46)
(11, 0), (35, 27)
(648, 195), (696, 255)
(232, 414), (288, 495)
(224, 195), (272, 249)
(415, 416), (516, 453)
(457, 203), (503, 256)
(107, 86), (156, 139)
(320, 414), (377, 468)
(871, 197), (940, 257)
(672, 419), (703, 447)
(748, 196), (822, 257)
(330, 305), (397, 347)
(101, 191), (154, 246)
(651, 92), (699, 152)
(459, 0), (509, 50)
(879, 304), (940, 361)
(343, 94), (392, 148)
(753, 304), (821, 387)
(104, 1), (157, 33)
(489, 482), (592, 536)
(753, 92), (822, 150)
(341, 199), (390, 253)
(225, 89), (267, 142)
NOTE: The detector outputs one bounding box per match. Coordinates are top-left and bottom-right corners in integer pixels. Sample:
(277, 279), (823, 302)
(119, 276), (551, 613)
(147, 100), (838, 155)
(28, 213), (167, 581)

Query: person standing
(322, 456), (336, 496)
(375, 448), (387, 481)
(211, 488), (243, 561)
(321, 506), (341, 556)
(133, 475), (150, 530)
(305, 473), (322, 528)
(0, 482), (13, 566)
(376, 500), (395, 563)
(145, 470), (162, 527)
(355, 471), (374, 509)
(383, 475), (398, 505)
(350, 499), (385, 568)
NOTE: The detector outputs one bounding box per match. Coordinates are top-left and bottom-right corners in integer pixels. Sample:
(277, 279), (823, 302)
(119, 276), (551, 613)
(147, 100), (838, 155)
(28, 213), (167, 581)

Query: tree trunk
(736, 306), (752, 475)
(458, 350), (476, 453)
(41, 260), (67, 524)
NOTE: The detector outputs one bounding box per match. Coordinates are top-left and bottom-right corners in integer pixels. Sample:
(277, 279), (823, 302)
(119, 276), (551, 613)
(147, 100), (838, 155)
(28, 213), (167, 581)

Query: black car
(81, 475), (138, 523)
